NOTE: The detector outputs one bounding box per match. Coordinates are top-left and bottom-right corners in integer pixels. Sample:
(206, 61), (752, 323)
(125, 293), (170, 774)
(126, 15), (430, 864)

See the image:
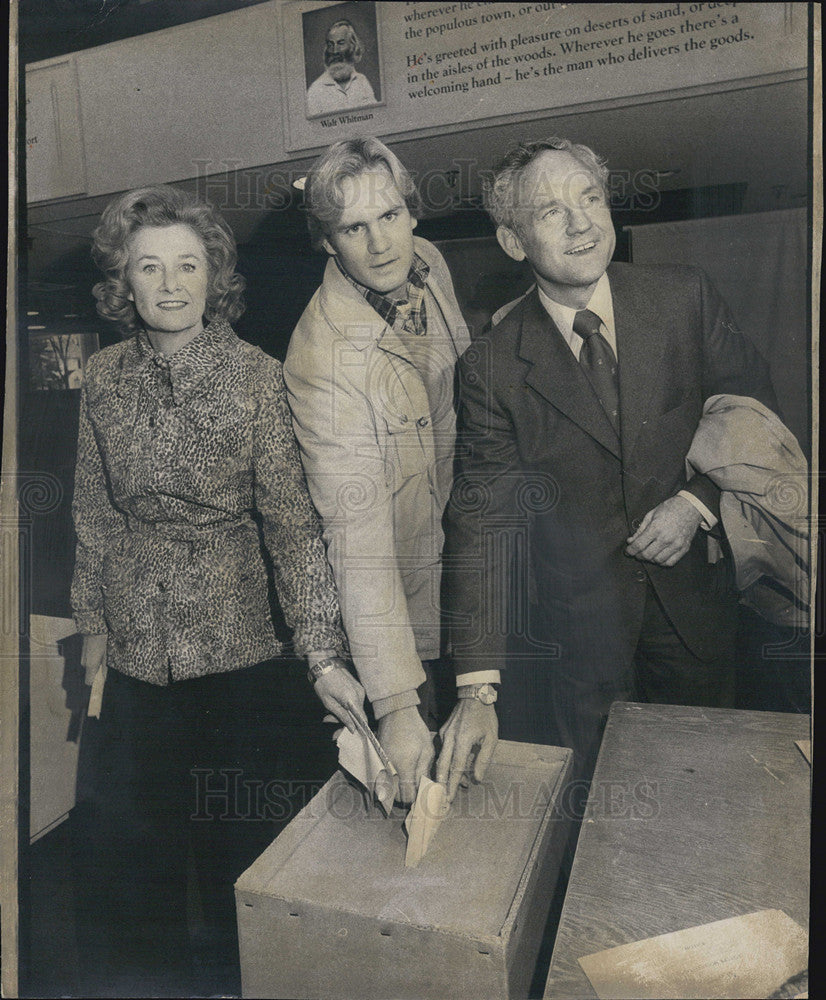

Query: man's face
(323, 166), (417, 298)
(324, 24), (356, 82)
(498, 149), (616, 308)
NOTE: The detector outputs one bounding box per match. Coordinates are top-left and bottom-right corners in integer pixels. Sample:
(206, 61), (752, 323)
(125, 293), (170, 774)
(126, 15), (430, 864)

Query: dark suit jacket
(443, 263), (777, 683)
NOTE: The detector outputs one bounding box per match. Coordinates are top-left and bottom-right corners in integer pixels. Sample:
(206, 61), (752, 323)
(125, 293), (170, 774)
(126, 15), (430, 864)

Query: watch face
(478, 684), (497, 704)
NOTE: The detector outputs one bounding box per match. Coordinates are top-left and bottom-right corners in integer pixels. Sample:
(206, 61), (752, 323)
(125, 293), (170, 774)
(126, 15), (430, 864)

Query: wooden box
(235, 740), (572, 1000)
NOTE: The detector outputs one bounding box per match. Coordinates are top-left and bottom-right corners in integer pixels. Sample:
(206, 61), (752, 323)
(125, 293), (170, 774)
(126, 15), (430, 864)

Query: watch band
(457, 683), (498, 705)
(307, 656), (341, 685)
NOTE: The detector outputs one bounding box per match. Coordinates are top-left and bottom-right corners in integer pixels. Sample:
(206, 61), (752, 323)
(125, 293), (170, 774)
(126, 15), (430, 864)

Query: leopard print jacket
(71, 319), (347, 684)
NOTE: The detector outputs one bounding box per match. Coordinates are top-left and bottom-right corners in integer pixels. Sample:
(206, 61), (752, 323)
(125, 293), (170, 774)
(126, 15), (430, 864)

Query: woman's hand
(312, 660), (368, 732)
(81, 633), (108, 685)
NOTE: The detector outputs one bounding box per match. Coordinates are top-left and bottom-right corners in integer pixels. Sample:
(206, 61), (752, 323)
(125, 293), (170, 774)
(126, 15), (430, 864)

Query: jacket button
(399, 414), (408, 424)
(417, 416), (429, 428)
(635, 569), (646, 583)
(158, 581), (167, 592)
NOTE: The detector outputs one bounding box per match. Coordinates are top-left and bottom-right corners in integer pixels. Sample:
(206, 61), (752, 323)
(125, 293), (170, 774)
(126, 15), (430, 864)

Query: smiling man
(284, 138), (469, 803)
(436, 137), (778, 801)
(306, 19), (377, 118)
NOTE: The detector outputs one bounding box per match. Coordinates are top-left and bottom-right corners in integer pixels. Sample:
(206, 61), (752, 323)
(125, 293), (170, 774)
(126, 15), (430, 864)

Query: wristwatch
(457, 683), (498, 705)
(307, 656), (341, 685)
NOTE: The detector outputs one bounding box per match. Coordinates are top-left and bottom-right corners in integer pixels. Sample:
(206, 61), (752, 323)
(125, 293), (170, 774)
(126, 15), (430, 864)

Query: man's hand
(81, 633), (108, 685)
(625, 495), (703, 567)
(378, 707), (435, 805)
(435, 699), (498, 803)
(312, 662), (368, 732)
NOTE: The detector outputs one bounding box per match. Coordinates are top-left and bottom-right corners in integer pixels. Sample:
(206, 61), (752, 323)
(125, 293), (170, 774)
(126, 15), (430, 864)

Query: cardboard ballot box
(235, 740), (572, 1000)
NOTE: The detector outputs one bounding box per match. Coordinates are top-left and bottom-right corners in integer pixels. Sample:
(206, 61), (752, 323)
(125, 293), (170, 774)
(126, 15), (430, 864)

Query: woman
(72, 185), (366, 996)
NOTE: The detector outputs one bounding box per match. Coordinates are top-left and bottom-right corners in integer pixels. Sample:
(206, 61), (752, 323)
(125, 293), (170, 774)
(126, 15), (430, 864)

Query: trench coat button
(399, 414), (408, 424)
(417, 416), (429, 428)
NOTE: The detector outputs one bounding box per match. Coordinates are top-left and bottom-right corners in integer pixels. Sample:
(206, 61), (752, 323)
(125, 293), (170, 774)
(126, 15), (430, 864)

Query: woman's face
(124, 223), (210, 341)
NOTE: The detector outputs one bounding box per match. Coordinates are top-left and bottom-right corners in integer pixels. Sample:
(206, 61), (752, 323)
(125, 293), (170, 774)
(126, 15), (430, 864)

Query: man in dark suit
(435, 137), (777, 800)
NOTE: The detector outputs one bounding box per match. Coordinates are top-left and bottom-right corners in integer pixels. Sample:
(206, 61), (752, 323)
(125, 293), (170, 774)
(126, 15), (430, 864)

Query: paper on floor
(578, 908), (808, 1000)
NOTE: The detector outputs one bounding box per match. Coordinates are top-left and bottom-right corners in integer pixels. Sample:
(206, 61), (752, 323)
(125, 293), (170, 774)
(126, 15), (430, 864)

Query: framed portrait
(301, 1), (383, 120)
(280, 0), (387, 151)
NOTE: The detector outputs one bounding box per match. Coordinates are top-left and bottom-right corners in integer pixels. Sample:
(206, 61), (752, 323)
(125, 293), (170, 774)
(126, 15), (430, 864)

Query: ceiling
(18, 0), (273, 65)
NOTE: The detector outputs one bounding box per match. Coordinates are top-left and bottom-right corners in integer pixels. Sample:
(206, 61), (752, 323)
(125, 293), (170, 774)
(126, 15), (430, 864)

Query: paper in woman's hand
(333, 714), (398, 815)
(87, 662), (107, 718)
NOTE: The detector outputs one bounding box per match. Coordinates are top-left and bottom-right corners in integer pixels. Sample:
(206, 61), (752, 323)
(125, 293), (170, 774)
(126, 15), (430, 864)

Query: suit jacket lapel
(610, 264), (668, 463)
(518, 289), (622, 459)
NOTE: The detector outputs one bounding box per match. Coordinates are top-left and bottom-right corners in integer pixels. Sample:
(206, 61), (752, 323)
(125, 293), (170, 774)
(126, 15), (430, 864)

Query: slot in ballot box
(235, 740), (572, 1000)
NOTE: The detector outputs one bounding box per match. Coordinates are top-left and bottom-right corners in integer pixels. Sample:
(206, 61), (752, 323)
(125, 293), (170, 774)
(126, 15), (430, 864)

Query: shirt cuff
(372, 688), (420, 719)
(456, 670), (502, 686)
(306, 649), (339, 667)
(677, 489), (718, 530)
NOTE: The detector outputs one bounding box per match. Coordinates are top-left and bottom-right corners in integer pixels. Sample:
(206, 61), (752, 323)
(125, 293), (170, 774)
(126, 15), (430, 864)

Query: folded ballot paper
(403, 776), (449, 868)
(331, 713), (399, 815)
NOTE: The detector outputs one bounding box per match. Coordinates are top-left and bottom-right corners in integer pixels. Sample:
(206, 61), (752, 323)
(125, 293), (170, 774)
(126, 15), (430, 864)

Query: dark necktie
(573, 308), (620, 434)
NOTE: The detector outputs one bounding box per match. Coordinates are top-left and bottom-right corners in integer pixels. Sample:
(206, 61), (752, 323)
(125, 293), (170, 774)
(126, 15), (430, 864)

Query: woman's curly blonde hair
(91, 185), (246, 336)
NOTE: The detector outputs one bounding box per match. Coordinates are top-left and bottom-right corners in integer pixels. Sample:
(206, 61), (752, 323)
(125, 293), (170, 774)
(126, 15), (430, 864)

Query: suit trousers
(498, 582), (736, 800)
(73, 660), (337, 997)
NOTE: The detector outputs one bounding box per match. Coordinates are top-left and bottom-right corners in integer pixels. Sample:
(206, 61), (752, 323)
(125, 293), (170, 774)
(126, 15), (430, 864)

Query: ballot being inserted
(332, 713), (398, 816)
(404, 776), (449, 868)
(577, 908), (808, 1000)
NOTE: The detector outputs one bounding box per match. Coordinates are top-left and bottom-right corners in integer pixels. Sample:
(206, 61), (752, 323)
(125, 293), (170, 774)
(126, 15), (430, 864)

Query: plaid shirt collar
(336, 253), (430, 336)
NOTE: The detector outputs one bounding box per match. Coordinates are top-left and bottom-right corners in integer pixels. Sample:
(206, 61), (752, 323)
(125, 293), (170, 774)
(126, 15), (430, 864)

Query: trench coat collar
(317, 237), (457, 365)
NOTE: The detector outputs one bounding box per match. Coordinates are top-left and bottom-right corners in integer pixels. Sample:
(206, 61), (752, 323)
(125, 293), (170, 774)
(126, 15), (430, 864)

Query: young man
(436, 137), (778, 800)
(284, 138), (469, 803)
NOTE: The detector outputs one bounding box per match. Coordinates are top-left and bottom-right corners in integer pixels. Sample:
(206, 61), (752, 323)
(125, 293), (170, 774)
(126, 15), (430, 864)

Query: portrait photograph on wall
(301, 0), (383, 119)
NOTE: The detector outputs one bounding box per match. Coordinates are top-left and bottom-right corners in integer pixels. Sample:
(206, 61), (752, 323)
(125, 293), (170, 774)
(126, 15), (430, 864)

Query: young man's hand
(378, 707), (435, 805)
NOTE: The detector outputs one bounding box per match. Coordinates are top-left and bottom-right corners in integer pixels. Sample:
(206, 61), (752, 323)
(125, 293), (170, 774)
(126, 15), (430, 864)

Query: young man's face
(498, 149), (616, 308)
(323, 166), (417, 299)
